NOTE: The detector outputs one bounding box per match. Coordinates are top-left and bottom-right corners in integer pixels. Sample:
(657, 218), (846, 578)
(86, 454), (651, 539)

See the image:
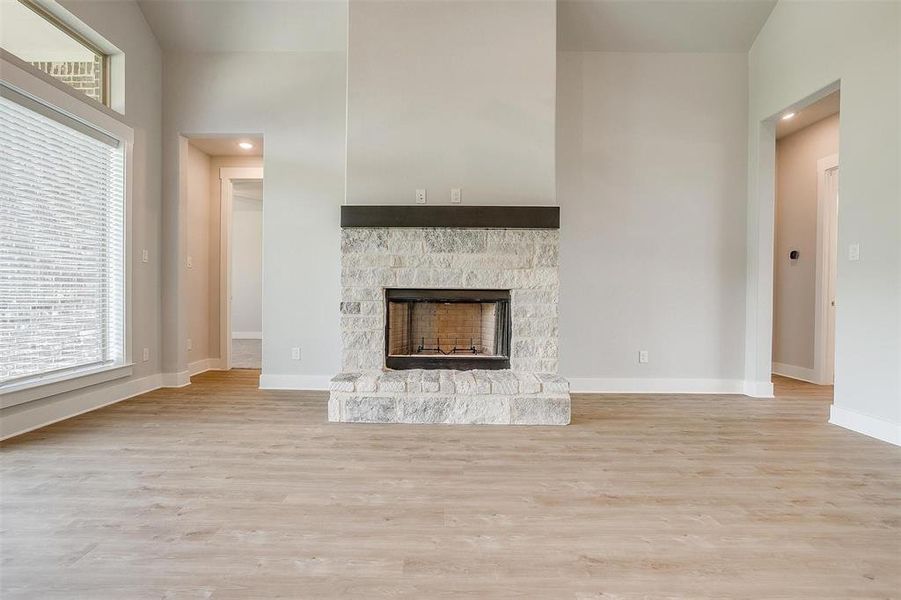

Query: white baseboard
(568, 377), (747, 395)
(829, 405), (901, 446)
(1, 373), (162, 441)
(772, 362), (820, 384)
(232, 331), (262, 340)
(259, 373), (331, 391)
(743, 380), (775, 398)
(161, 370), (190, 388)
(188, 358), (223, 376)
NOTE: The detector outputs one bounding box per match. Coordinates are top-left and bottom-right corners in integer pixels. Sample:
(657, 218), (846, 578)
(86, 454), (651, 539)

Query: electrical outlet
(187, 338), (193, 351)
(848, 243), (860, 261)
(291, 347), (301, 360)
(142, 347), (150, 362)
(415, 189), (427, 204)
(186, 256), (193, 269)
(638, 350), (649, 364)
(450, 188), (462, 204)
(142, 249), (149, 263)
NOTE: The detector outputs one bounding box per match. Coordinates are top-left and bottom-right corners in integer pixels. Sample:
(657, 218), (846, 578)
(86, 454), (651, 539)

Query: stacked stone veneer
(340, 227), (560, 372)
(334, 226), (568, 426)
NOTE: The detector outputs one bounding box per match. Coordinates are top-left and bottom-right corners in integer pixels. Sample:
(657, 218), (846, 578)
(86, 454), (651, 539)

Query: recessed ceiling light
(781, 112), (795, 120)
(238, 141), (254, 150)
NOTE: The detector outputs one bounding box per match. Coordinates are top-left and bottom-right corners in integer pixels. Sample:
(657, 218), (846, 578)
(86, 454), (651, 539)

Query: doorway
(229, 179), (263, 368)
(219, 166), (264, 370)
(182, 135), (263, 377)
(770, 91), (839, 398)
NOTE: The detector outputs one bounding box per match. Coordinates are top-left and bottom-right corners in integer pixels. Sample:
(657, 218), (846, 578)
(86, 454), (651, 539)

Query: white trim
(259, 373), (331, 391)
(161, 370), (190, 388)
(772, 362), (819, 384)
(814, 154), (839, 385)
(743, 380), (775, 398)
(829, 405), (901, 447)
(1, 364), (133, 409)
(0, 372), (161, 441)
(188, 358), (223, 377)
(232, 331), (262, 340)
(219, 167), (264, 371)
(568, 378), (748, 395)
(263, 375), (772, 397)
(0, 54), (132, 141)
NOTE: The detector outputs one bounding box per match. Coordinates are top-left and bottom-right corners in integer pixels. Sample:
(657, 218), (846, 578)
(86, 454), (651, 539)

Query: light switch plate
(142, 249), (149, 263)
(848, 243), (860, 261)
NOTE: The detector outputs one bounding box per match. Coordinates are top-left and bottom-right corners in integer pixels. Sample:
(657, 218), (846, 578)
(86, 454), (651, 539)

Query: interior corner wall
(161, 52), (346, 386)
(556, 51), (749, 391)
(1, 0), (162, 439)
(346, 0), (556, 204)
(747, 1), (900, 441)
(773, 114), (839, 373)
(186, 143), (212, 365)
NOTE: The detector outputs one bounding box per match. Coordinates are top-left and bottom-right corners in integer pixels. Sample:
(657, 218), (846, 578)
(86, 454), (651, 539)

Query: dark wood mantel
(340, 205), (560, 229)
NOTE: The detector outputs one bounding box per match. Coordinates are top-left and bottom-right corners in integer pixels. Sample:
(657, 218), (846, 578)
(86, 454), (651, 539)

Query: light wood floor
(231, 339), (262, 369)
(772, 374), (834, 400)
(2, 370), (899, 599)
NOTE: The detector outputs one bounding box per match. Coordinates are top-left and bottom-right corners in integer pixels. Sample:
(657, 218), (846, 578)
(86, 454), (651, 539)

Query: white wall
(773, 114), (839, 373)
(231, 182), (263, 337)
(346, 0), (556, 205)
(1, 0), (162, 438)
(557, 51), (749, 391)
(747, 1), (900, 443)
(163, 40), (753, 394)
(161, 51), (347, 387)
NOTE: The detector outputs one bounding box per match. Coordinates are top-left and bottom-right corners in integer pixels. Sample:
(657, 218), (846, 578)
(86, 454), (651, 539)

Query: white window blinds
(0, 86), (125, 386)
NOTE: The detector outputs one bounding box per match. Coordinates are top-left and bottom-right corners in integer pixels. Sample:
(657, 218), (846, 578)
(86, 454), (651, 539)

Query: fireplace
(331, 207), (569, 425)
(385, 288), (511, 370)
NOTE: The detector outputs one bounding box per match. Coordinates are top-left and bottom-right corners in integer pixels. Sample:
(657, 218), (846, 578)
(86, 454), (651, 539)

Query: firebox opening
(385, 289), (511, 370)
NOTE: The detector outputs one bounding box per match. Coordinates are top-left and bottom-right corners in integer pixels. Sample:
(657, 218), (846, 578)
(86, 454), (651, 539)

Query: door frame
(746, 79), (840, 397)
(218, 166), (264, 370)
(814, 155), (839, 385)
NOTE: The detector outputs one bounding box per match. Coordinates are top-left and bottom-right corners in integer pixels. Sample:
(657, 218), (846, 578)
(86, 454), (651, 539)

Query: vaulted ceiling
(137, 0), (347, 53)
(137, 0), (777, 54)
(558, 0), (777, 52)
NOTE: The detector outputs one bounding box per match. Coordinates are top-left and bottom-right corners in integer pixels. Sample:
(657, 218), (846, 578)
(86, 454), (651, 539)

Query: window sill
(0, 363), (134, 409)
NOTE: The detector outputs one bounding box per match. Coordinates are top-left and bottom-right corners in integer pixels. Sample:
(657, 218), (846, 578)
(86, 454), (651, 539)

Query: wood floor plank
(1, 369), (899, 599)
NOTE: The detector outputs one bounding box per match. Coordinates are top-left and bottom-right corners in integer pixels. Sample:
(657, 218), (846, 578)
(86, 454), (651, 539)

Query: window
(0, 0), (108, 105)
(0, 82), (125, 389)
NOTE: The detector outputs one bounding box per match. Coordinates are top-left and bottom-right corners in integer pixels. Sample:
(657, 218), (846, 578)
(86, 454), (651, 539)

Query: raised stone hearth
(328, 370), (570, 425)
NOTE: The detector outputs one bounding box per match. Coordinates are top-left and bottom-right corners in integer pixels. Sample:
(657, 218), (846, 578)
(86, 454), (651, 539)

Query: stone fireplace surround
(329, 210), (570, 425)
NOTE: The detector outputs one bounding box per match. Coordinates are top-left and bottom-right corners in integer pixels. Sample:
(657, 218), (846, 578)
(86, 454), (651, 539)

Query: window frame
(13, 0), (111, 107)
(0, 53), (133, 409)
